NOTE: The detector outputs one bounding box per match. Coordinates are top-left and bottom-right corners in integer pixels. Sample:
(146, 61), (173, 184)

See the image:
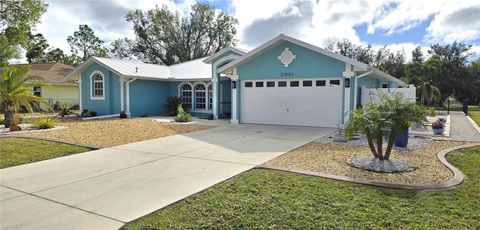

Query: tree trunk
(4, 105), (14, 128)
(384, 129), (398, 160)
(364, 128), (379, 158)
(376, 129), (383, 160)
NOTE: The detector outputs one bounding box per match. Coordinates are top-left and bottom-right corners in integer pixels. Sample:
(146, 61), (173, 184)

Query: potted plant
(119, 111), (127, 119)
(432, 121), (444, 135)
(394, 127), (409, 147)
(9, 122), (21, 131)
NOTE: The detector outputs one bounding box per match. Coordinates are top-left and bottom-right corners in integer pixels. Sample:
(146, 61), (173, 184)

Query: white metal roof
(65, 56), (212, 81)
(168, 57), (211, 80)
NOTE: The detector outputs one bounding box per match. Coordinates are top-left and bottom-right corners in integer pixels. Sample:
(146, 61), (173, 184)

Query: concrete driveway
(0, 124), (334, 229)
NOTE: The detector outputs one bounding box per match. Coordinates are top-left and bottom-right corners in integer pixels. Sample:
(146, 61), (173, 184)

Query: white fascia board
(203, 46), (247, 63)
(372, 69), (408, 86)
(218, 34), (369, 73)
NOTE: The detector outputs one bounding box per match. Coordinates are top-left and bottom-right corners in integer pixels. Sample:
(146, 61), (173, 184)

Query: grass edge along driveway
(123, 147), (480, 229)
(0, 138), (90, 169)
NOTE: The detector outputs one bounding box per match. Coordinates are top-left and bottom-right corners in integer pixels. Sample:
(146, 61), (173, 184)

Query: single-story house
(65, 34), (414, 127)
(19, 63), (78, 108)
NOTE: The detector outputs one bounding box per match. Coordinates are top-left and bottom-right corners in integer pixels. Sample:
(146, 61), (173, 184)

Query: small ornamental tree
(345, 93), (426, 160)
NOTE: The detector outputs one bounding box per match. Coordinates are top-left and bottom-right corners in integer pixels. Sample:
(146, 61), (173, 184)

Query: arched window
(180, 84), (192, 109)
(91, 72), (104, 99)
(208, 84), (213, 110)
(195, 84), (207, 110)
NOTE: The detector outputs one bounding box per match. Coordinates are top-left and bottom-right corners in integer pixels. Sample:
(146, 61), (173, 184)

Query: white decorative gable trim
(278, 48), (296, 67)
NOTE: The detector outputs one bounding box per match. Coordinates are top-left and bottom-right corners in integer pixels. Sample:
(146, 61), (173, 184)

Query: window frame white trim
(178, 82), (194, 111)
(207, 83), (213, 111)
(193, 82), (208, 111)
(89, 71), (105, 100)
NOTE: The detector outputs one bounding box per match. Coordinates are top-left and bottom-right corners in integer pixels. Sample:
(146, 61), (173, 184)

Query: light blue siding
(129, 80), (170, 117)
(237, 41), (345, 79)
(80, 63), (121, 116)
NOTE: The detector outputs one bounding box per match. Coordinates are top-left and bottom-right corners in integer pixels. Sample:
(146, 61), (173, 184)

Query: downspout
(78, 76), (83, 112)
(126, 78), (137, 116)
(119, 77), (125, 112)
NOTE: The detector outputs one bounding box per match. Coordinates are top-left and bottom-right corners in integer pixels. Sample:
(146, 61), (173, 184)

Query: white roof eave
(203, 46), (247, 63)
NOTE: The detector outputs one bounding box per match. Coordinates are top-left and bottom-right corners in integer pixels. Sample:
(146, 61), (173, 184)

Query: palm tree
(417, 82), (441, 106)
(414, 58), (442, 106)
(0, 65), (50, 127)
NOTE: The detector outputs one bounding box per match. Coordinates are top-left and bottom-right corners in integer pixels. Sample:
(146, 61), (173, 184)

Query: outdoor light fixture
(232, 81), (237, 89)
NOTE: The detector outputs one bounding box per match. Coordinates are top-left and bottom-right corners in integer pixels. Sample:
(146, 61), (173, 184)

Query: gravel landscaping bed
(22, 118), (216, 147)
(264, 140), (470, 185)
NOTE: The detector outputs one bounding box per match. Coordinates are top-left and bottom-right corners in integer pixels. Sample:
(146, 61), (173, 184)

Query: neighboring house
(21, 63), (78, 108)
(66, 34), (414, 127)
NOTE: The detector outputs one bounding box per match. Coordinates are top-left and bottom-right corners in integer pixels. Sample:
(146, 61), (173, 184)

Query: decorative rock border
(0, 135), (100, 150)
(0, 125), (67, 136)
(257, 143), (480, 191)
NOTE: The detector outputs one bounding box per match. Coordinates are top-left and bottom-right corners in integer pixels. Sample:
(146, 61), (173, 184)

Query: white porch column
(119, 77), (125, 112)
(77, 77), (82, 112)
(230, 68), (239, 124)
(342, 63), (355, 123)
(212, 69), (219, 119)
(126, 78), (136, 116)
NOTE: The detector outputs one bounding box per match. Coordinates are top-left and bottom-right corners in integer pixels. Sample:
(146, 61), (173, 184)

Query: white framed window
(90, 71), (105, 100)
(208, 84), (213, 110)
(180, 83), (192, 109)
(194, 83), (207, 110)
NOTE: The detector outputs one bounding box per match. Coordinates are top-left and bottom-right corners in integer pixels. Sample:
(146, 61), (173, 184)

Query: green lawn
(123, 147), (480, 229)
(0, 138), (90, 169)
(470, 111), (480, 126)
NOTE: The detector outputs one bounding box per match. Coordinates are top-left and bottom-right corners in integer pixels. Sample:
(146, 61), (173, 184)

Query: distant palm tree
(0, 65), (50, 127)
(416, 58), (442, 106)
(418, 82), (441, 106)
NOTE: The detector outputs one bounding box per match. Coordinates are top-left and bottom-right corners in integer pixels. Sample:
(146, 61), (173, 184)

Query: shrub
(80, 109), (97, 117)
(345, 93), (426, 160)
(432, 121), (444, 129)
(174, 104), (192, 122)
(33, 117), (56, 129)
(120, 111), (127, 118)
(0, 117), (4, 125)
(58, 103), (74, 117)
(165, 96), (189, 116)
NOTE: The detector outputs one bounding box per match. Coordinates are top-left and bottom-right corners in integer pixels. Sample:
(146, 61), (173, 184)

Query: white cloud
(11, 0), (479, 64)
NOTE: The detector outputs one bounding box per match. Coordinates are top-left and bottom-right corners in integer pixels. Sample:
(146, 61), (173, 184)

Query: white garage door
(241, 79), (342, 127)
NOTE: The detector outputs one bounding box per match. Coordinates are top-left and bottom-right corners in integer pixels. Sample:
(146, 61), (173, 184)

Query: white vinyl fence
(361, 85), (416, 105)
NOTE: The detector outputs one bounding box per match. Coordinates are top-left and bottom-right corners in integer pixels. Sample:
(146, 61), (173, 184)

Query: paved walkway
(449, 113), (480, 141)
(0, 124), (334, 230)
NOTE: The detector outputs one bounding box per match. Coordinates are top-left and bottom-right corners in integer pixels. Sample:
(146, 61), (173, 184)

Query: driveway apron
(0, 124), (334, 229)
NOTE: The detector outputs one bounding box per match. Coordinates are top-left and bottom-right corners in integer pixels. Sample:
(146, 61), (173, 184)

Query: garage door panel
(241, 79), (342, 127)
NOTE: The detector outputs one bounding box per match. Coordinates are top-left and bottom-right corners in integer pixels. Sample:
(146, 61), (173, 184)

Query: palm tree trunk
(365, 128), (379, 158)
(4, 105), (14, 128)
(384, 130), (398, 160)
(376, 129), (383, 160)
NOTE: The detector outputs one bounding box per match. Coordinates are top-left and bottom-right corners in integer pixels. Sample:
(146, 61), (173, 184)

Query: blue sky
(24, 0), (480, 63)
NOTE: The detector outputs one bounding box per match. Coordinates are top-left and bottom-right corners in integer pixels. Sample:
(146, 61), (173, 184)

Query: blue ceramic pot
(394, 129), (409, 147)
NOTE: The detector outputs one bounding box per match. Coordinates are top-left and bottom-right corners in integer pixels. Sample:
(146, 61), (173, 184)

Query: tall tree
(428, 42), (472, 102)
(67, 25), (108, 63)
(112, 3), (238, 65)
(379, 50), (406, 79)
(24, 33), (49, 63)
(411, 45), (424, 63)
(0, 0), (48, 64)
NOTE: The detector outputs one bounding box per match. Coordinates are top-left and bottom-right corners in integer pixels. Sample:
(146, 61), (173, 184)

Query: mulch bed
(264, 140), (473, 185)
(22, 117), (216, 147)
